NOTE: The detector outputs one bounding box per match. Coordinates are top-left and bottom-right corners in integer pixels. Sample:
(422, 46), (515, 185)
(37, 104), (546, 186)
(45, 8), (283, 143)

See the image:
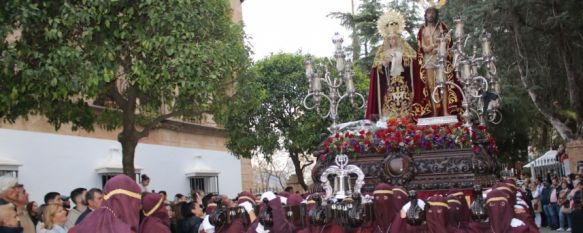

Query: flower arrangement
(320, 117), (498, 161)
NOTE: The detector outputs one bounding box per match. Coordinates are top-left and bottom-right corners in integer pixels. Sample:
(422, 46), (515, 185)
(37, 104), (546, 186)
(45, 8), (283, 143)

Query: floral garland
(320, 117), (498, 161)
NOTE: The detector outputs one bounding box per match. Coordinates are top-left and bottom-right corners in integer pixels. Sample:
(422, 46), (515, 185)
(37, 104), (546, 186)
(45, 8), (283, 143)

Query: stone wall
(567, 139), (583, 174)
(0, 116), (228, 152)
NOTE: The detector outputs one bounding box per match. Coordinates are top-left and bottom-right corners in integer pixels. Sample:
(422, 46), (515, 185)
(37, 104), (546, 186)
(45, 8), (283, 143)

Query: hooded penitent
(70, 174), (142, 233)
(426, 195), (449, 233)
(391, 186), (408, 209)
(139, 192), (170, 233)
(218, 191), (256, 233)
(372, 183), (395, 233)
(486, 189), (528, 233)
(286, 193), (304, 229)
(446, 189), (470, 230)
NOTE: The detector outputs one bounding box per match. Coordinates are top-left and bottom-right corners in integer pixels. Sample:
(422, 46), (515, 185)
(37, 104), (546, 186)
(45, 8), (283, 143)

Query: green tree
(224, 53), (369, 190)
(329, 0), (421, 69)
(224, 53), (327, 190)
(0, 0), (249, 178)
(440, 0), (583, 142)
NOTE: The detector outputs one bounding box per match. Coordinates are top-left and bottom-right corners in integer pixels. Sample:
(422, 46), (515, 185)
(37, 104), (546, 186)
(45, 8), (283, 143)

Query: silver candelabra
(428, 18), (502, 127)
(303, 33), (365, 130)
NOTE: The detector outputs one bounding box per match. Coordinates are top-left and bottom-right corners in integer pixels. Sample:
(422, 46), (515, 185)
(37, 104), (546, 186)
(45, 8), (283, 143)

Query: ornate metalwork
(425, 18), (502, 128)
(383, 153), (415, 185)
(320, 154), (365, 200)
(304, 33), (366, 130)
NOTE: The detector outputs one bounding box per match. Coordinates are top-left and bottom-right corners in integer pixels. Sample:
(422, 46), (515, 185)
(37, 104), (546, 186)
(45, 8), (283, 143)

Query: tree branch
(137, 109), (212, 138)
(511, 18), (574, 141)
(107, 81), (128, 108)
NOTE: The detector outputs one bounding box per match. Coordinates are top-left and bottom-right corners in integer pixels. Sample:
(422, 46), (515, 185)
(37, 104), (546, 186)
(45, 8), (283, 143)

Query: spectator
(550, 178), (561, 230)
(570, 181), (583, 233)
(44, 192), (63, 206)
(65, 188), (87, 228)
(75, 188), (103, 225)
(558, 180), (571, 231)
(61, 196), (71, 210)
(176, 201), (203, 233)
(541, 180), (558, 230)
(26, 201), (39, 226)
(0, 175), (35, 233)
(530, 182), (542, 228)
(41, 204), (68, 233)
(69, 174), (142, 233)
(0, 203), (22, 233)
(174, 194), (187, 204)
(140, 174), (150, 193)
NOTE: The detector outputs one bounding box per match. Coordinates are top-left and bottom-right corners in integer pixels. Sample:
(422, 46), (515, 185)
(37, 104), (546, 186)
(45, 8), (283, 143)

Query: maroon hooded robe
(391, 187), (408, 210)
(486, 190), (529, 233)
(371, 183), (396, 233)
(219, 192), (256, 233)
(69, 174), (142, 233)
(139, 192), (171, 233)
(426, 195), (449, 233)
(246, 196), (294, 233)
(446, 189), (471, 230)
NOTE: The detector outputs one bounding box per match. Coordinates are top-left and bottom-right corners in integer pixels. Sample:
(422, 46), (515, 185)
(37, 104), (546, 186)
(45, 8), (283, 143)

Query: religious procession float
(206, 2), (538, 233)
(306, 2), (502, 197)
(279, 0), (536, 232)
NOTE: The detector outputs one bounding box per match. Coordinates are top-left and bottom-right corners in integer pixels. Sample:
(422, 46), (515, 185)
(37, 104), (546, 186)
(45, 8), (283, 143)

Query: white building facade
(0, 128), (243, 203)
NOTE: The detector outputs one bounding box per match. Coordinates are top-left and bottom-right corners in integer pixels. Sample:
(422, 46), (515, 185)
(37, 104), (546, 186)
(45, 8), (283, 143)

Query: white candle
(345, 76), (355, 93)
(336, 57), (345, 73)
(439, 38), (447, 57)
(482, 39), (491, 57)
(455, 19), (464, 39)
(305, 61), (313, 78)
(462, 63), (472, 80)
(313, 75), (321, 92)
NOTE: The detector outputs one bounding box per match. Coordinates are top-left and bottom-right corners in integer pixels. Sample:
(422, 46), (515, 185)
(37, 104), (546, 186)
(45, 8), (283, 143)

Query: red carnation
(388, 118), (398, 126)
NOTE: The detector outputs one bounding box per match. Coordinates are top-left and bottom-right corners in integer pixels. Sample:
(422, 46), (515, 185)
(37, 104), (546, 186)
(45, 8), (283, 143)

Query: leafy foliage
(224, 53), (370, 190)
(1, 0), (249, 176)
(329, 0), (421, 70)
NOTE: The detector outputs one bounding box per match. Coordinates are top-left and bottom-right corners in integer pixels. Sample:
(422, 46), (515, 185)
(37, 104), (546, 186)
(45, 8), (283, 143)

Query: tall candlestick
(462, 63), (472, 80)
(454, 19), (464, 40)
(438, 37), (448, 57)
(482, 36), (491, 57)
(305, 60), (314, 79)
(313, 75), (321, 92)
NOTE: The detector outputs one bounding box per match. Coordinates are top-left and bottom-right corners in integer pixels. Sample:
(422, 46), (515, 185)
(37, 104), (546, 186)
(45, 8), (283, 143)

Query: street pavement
(539, 227), (568, 233)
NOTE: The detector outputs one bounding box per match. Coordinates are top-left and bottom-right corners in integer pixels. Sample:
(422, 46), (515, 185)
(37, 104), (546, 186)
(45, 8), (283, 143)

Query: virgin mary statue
(365, 9), (420, 121)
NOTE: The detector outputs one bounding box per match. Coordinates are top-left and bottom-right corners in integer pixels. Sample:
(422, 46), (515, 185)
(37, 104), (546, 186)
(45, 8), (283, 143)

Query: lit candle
(454, 19), (464, 39)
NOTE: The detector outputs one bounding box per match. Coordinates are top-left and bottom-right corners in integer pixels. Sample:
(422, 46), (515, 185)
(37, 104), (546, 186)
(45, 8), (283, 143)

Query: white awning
(95, 144), (143, 174)
(524, 150), (558, 168)
(185, 155), (220, 177)
(0, 156), (21, 171)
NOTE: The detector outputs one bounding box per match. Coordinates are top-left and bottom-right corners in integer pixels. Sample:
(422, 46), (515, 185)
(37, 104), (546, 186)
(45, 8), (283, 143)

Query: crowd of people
(1, 172), (583, 233)
(520, 174), (583, 232)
